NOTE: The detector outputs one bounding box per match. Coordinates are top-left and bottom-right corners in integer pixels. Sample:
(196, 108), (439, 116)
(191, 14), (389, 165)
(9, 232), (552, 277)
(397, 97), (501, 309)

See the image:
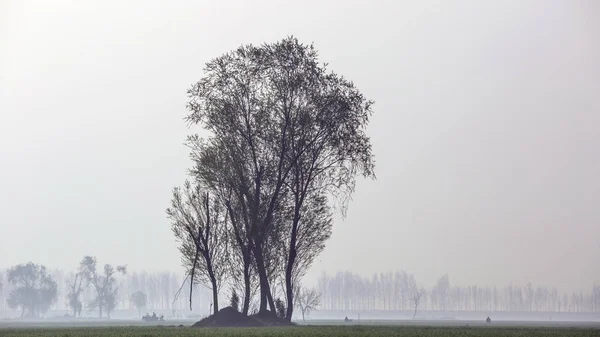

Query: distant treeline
(317, 271), (600, 313)
(0, 269), (212, 315)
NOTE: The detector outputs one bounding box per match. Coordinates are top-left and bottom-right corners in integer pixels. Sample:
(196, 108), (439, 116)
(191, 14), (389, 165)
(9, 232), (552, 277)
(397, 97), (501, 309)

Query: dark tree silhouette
(185, 36), (375, 315)
(281, 193), (332, 320)
(167, 180), (227, 315)
(6, 262), (57, 317)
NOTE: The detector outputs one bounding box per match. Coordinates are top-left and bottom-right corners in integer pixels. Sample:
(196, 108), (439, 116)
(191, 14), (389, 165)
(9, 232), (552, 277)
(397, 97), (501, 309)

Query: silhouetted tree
(186, 36), (375, 314)
(67, 271), (85, 317)
(167, 181), (227, 315)
(295, 287), (320, 322)
(79, 256), (126, 318)
(409, 284), (425, 318)
(221, 186), (255, 315)
(281, 193), (332, 320)
(6, 262), (57, 317)
(130, 291), (148, 317)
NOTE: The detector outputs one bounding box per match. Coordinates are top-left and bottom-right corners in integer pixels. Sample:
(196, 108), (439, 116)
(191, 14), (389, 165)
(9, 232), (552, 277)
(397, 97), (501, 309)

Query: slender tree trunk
(99, 305), (103, 318)
(285, 244), (297, 321)
(242, 260), (251, 315)
(204, 252), (219, 315)
(253, 244), (275, 313)
(285, 203), (301, 321)
(210, 277), (219, 315)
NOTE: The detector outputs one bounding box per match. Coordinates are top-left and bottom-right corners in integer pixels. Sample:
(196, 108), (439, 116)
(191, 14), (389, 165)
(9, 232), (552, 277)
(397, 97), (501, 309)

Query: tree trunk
(210, 277), (219, 316)
(242, 261), (251, 315)
(99, 305), (103, 318)
(413, 302), (417, 318)
(285, 244), (297, 321)
(253, 244), (275, 313)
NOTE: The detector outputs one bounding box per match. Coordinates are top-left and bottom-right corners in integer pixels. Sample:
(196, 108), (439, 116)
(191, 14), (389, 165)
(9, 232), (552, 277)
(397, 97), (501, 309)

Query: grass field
(1, 326), (599, 337)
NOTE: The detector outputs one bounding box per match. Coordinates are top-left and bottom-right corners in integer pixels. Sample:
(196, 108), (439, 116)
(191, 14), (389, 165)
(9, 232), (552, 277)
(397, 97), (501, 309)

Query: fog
(1, 0), (599, 310)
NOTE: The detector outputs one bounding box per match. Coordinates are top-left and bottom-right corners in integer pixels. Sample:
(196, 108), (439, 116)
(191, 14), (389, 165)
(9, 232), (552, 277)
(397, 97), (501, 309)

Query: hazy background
(1, 0), (599, 294)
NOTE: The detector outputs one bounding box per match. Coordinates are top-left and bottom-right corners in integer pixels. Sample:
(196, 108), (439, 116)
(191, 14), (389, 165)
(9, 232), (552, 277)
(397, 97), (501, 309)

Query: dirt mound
(192, 307), (295, 328)
(192, 307), (261, 327)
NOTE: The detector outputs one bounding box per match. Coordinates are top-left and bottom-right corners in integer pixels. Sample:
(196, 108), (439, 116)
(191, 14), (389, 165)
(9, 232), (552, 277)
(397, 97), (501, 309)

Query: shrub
(230, 290), (240, 312)
(275, 298), (286, 319)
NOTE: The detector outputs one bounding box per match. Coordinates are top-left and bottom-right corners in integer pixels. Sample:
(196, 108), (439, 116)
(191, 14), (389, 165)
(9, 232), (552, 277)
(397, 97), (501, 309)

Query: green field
(1, 326), (599, 337)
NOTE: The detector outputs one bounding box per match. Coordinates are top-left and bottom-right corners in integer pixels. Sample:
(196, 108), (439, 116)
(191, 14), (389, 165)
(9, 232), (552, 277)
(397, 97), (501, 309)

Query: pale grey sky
(1, 0), (598, 293)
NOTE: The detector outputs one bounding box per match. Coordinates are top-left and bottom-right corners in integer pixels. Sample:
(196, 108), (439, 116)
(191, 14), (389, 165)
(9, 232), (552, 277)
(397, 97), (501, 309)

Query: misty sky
(1, 0), (599, 293)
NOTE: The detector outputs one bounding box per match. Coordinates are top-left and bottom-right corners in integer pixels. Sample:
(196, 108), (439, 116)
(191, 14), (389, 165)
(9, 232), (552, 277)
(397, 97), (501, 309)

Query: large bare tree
(185, 36), (375, 314)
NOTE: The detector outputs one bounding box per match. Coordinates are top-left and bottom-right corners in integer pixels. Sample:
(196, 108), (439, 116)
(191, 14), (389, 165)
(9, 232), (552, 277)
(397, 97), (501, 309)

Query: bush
(230, 290), (240, 312)
(275, 298), (286, 319)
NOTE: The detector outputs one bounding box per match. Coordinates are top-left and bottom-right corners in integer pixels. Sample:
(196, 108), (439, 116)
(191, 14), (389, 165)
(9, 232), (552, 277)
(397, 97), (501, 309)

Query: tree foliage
(6, 262), (57, 317)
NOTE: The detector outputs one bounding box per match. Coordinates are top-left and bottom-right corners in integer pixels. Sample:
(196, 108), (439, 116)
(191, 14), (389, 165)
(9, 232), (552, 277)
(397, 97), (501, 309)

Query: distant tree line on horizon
(2, 265), (599, 318)
(317, 271), (600, 314)
(0, 266), (214, 318)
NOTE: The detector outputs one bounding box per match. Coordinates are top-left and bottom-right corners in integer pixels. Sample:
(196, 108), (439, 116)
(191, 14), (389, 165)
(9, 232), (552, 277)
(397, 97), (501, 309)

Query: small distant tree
(79, 256), (126, 318)
(67, 271), (85, 317)
(295, 287), (320, 322)
(130, 291), (147, 317)
(408, 275), (426, 318)
(105, 288), (119, 318)
(275, 298), (286, 319)
(230, 290), (240, 312)
(6, 262), (57, 317)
